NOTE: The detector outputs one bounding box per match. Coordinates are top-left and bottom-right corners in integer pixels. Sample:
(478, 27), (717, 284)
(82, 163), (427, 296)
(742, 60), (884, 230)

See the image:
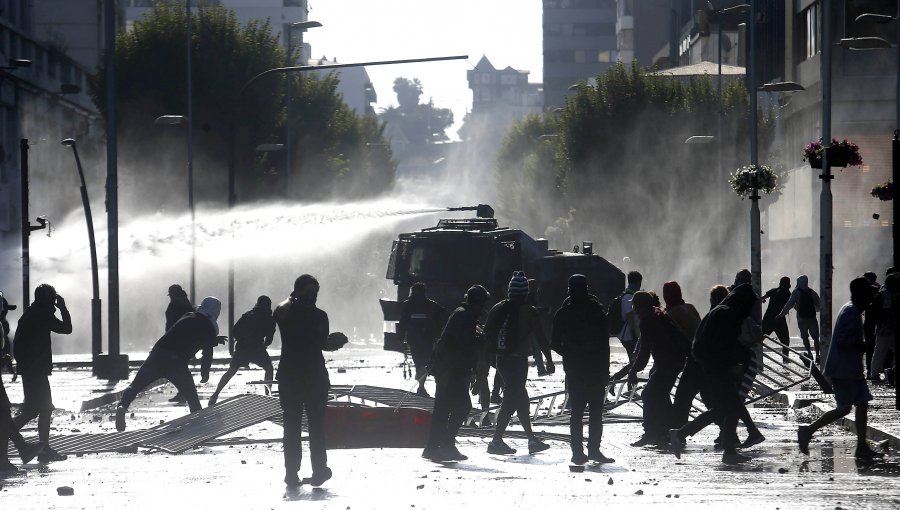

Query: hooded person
(165, 284), (194, 332)
(799, 277), (881, 459)
(485, 272), (555, 456)
(662, 281), (705, 429)
(208, 295), (277, 407)
(669, 284), (761, 464)
(761, 277), (792, 362)
(116, 296), (224, 431)
(551, 274), (614, 464)
(11, 284), (72, 463)
(776, 275), (822, 365)
(275, 274), (344, 487)
(397, 282), (446, 396)
(423, 285), (490, 462)
(626, 290), (690, 446)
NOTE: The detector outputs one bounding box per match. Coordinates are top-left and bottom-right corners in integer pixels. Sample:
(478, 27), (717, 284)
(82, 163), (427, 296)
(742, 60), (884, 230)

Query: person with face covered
(626, 290), (690, 447)
(397, 282), (446, 397)
(422, 285), (490, 462)
(776, 275), (821, 365)
(798, 278), (881, 459)
(551, 274), (614, 464)
(276, 275), (344, 487)
(208, 295), (277, 406)
(116, 296), (223, 431)
(485, 272), (555, 456)
(669, 283), (759, 464)
(11, 283), (72, 462)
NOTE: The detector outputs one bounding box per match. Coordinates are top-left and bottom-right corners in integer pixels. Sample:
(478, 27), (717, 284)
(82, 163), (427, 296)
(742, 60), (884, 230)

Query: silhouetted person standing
(551, 274), (614, 465)
(116, 297), (223, 431)
(761, 277), (792, 362)
(422, 285), (489, 462)
(798, 277), (881, 459)
(208, 296), (276, 406)
(1, 291), (16, 375)
(397, 282), (445, 396)
(276, 275), (334, 487)
(777, 275), (821, 365)
(12, 284), (71, 462)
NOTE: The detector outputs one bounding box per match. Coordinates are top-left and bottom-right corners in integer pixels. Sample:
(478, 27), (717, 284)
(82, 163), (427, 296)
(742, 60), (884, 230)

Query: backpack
(797, 289), (816, 318)
(606, 292), (626, 336)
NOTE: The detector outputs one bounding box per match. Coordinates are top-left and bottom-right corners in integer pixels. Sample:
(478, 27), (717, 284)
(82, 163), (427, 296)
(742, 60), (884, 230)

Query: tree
(379, 77), (454, 144)
(91, 2), (394, 211)
(495, 62), (775, 294)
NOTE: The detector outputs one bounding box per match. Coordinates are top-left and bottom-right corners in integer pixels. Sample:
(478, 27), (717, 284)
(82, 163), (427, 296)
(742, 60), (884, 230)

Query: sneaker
(669, 429), (685, 459)
(17, 442), (42, 464)
(422, 445), (444, 461)
(855, 442), (885, 460)
(308, 467), (332, 487)
(416, 386), (429, 397)
(528, 438), (550, 454)
(0, 460), (20, 474)
(284, 472), (302, 487)
(115, 406), (127, 432)
(630, 434), (655, 447)
(571, 451), (588, 465)
(487, 439), (516, 455)
(587, 450), (615, 463)
(36, 447), (67, 463)
(741, 432), (766, 450)
(444, 445), (468, 461)
(169, 393), (187, 404)
(797, 425), (812, 455)
(721, 451), (751, 464)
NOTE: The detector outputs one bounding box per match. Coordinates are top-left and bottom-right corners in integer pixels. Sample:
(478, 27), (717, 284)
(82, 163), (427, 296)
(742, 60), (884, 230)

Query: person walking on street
(869, 273), (896, 385)
(1, 368), (41, 472)
(116, 297), (223, 431)
(798, 278), (882, 459)
(165, 284), (195, 404)
(863, 272), (880, 378)
(276, 275), (343, 487)
(1, 291), (17, 375)
(397, 282), (445, 397)
(626, 291), (690, 447)
(664, 281), (703, 428)
(11, 284), (71, 462)
(762, 277), (792, 362)
(776, 275), (821, 365)
(422, 285), (490, 462)
(609, 271), (643, 384)
(551, 274), (614, 465)
(208, 296), (277, 406)
(486, 272), (555, 456)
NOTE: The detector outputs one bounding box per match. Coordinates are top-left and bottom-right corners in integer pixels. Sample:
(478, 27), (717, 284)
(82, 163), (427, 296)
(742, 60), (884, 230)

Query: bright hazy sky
(306, 1), (544, 137)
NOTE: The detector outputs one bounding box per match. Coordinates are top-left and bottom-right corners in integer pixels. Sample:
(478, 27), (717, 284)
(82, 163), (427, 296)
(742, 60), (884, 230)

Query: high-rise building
(542, 0), (618, 108)
(615, 0), (670, 68)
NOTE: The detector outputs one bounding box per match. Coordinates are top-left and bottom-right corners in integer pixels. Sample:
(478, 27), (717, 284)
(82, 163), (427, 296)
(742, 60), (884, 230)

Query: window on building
(598, 50), (611, 62)
(804, 3), (820, 60)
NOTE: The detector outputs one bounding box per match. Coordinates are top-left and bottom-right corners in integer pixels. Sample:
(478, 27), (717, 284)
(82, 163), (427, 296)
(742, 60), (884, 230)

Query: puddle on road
(715, 441), (900, 477)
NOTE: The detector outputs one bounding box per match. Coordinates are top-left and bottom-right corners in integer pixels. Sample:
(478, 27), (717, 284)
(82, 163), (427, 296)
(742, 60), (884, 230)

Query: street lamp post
(747, 0), (763, 301)
(154, 114), (195, 304)
(844, 4), (900, 410)
(226, 54), (467, 340)
(61, 139), (101, 359)
(285, 20), (321, 198)
(819, 0), (836, 366)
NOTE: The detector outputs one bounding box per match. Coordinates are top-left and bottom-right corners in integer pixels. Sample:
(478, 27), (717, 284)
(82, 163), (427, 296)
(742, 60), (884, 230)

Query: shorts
(21, 374), (54, 412)
(831, 378), (872, 409)
(231, 347), (273, 370)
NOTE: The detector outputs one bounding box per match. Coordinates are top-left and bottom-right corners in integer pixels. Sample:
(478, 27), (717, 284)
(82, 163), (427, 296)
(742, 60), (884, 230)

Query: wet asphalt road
(2, 348), (899, 509)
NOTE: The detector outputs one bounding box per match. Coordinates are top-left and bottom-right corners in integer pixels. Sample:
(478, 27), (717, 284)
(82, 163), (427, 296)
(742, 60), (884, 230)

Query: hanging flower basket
(871, 180), (893, 201)
(802, 138), (863, 169)
(729, 164), (778, 199)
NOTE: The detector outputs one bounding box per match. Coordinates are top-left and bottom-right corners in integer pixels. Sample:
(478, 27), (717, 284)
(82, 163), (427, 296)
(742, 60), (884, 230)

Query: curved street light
(61, 138), (102, 359)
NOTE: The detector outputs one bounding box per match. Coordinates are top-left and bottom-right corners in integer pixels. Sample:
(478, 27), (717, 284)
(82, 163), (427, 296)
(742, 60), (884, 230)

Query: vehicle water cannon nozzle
(446, 204), (494, 218)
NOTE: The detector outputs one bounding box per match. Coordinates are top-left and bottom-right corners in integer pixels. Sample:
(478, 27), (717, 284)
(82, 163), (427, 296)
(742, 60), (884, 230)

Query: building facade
(467, 55), (543, 121)
(615, 0), (671, 68)
(543, 0), (618, 108)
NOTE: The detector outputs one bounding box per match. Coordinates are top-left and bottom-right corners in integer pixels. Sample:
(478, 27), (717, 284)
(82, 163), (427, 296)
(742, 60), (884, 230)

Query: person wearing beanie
(9, 284), (71, 463)
(761, 277), (792, 363)
(799, 277), (881, 459)
(484, 272), (555, 456)
(276, 275), (344, 487)
(625, 290), (689, 447)
(397, 282), (446, 397)
(551, 274), (614, 464)
(208, 296), (277, 406)
(116, 296), (225, 432)
(423, 285), (490, 462)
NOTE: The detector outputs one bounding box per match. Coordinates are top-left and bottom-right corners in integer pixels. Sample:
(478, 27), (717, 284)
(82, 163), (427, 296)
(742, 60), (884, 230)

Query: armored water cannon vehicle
(379, 204), (624, 351)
